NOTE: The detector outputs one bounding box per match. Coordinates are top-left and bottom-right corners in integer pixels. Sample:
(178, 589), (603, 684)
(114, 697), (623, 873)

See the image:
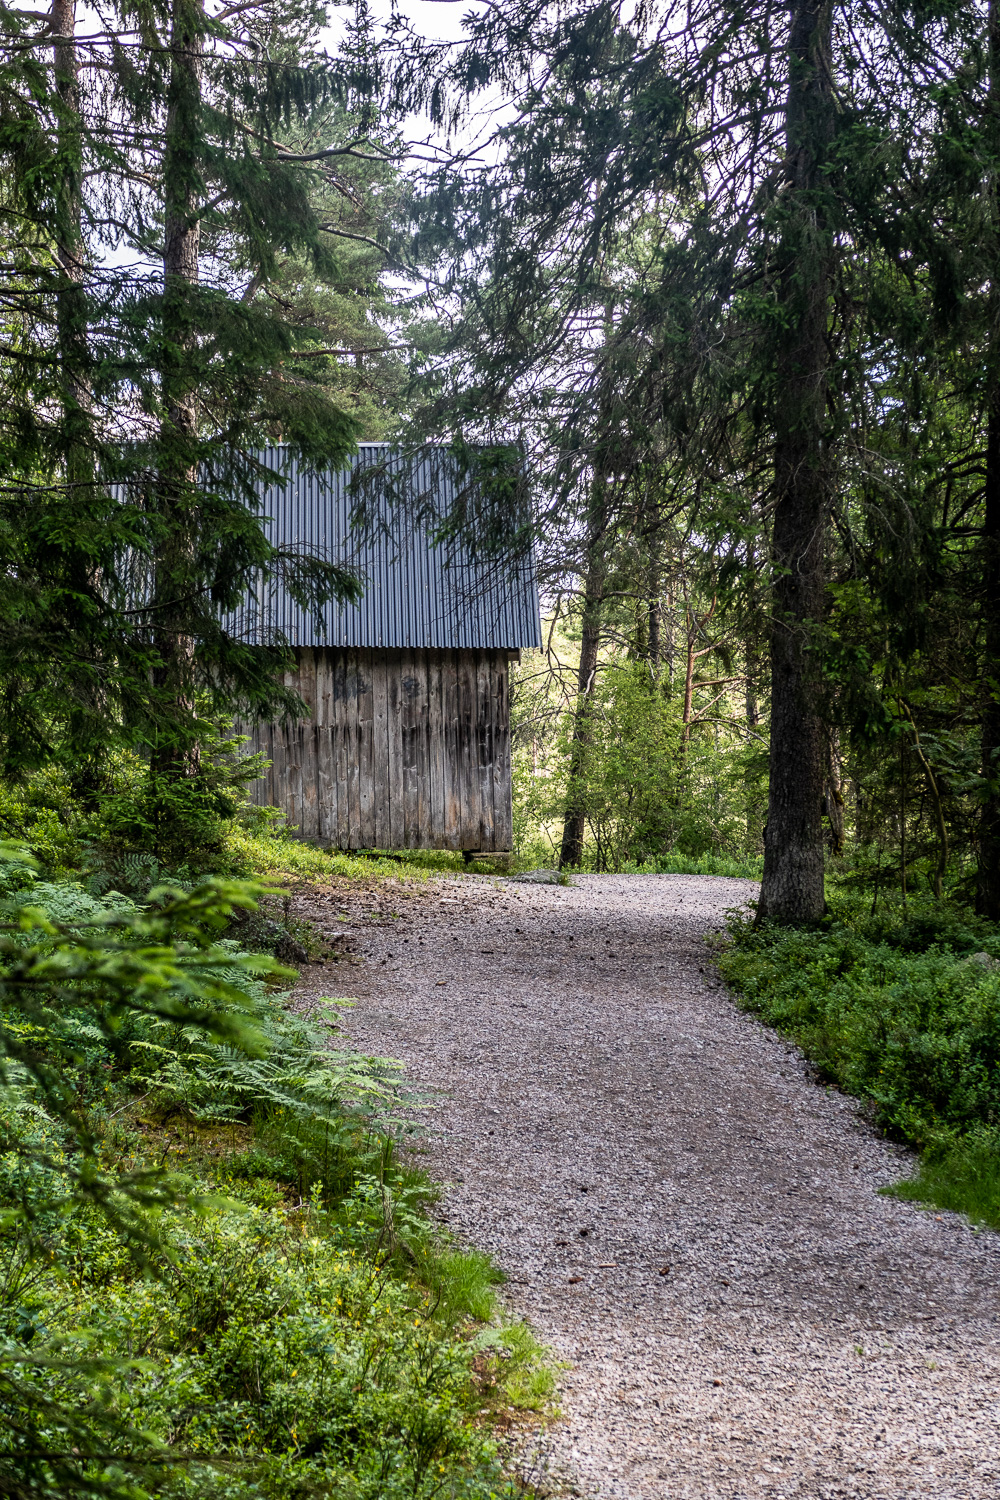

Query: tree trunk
(978, 0), (1000, 918)
(901, 702), (947, 899)
(646, 536), (661, 678)
(52, 0), (90, 457)
(682, 605), (696, 745)
(559, 500), (606, 869)
(824, 727), (845, 856)
(744, 542), (761, 733)
(745, 647), (761, 847)
(745, 663), (759, 733)
(978, 397), (1000, 915)
(680, 594), (717, 748)
(648, 596), (661, 678)
(755, 0), (835, 925)
(153, 0), (204, 775)
(663, 586), (675, 691)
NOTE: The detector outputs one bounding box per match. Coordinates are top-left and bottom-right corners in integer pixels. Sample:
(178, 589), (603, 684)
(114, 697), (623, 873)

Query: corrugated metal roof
(236, 445), (541, 651)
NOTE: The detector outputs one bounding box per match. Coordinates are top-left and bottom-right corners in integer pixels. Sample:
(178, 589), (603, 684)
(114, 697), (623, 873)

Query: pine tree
(978, 0), (1000, 916)
(753, 1), (835, 923)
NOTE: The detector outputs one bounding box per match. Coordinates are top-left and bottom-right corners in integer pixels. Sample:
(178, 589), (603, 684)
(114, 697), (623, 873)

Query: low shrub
(623, 851), (763, 879)
(718, 893), (1000, 1224)
(0, 863), (551, 1498)
(0, 768), (84, 878)
(5, 1181), (533, 1500)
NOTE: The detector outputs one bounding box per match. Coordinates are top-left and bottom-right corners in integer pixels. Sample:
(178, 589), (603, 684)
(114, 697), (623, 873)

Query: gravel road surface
(293, 872), (1000, 1499)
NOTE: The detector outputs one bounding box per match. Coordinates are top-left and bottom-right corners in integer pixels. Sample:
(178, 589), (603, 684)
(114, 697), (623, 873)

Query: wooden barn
(243, 446), (541, 853)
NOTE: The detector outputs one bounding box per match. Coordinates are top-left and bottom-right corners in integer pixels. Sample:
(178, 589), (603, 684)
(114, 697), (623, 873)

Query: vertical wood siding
(248, 647), (513, 851)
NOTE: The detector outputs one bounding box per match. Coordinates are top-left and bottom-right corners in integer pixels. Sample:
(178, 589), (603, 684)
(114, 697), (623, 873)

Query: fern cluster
(0, 855), (546, 1499)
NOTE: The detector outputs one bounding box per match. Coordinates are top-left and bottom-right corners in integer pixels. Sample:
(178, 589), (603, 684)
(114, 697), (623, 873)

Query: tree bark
(648, 595), (661, 678)
(52, 0), (90, 456)
(977, 0), (1000, 918)
(745, 662), (759, 733)
(978, 396), (1000, 915)
(559, 498), (607, 869)
(663, 585), (675, 691)
(824, 727), (845, 856)
(153, 0), (204, 774)
(755, 0), (835, 925)
(681, 595), (717, 747)
(900, 701), (947, 899)
(646, 527), (661, 678)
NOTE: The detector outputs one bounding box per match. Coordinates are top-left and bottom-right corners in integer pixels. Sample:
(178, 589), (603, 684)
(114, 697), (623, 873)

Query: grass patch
(223, 821), (472, 885)
(421, 1246), (507, 1326)
(717, 891), (1000, 1226)
(884, 1132), (1000, 1229)
(624, 851), (763, 879)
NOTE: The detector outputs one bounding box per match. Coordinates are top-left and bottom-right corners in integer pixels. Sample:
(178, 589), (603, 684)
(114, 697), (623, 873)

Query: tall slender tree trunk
(901, 701), (947, 898)
(825, 728), (845, 855)
(745, 644), (761, 847)
(153, 0), (204, 775)
(52, 0), (90, 460)
(744, 639), (760, 735)
(755, 0), (835, 925)
(559, 496), (607, 869)
(682, 605), (696, 745)
(648, 594), (661, 679)
(54, 0), (104, 791)
(680, 594), (717, 748)
(645, 515), (662, 679)
(662, 585), (675, 691)
(977, 0), (1000, 918)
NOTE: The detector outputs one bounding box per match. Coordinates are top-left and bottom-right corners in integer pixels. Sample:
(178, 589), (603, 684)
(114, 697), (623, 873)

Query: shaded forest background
(3, 0), (1000, 919)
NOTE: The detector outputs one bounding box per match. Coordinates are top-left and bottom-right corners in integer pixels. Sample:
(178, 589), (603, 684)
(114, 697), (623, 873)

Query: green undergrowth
(717, 892), (1000, 1229)
(887, 1133), (1000, 1226)
(0, 861), (553, 1499)
(223, 822), (473, 885)
(622, 851), (763, 879)
(0, 758), (479, 896)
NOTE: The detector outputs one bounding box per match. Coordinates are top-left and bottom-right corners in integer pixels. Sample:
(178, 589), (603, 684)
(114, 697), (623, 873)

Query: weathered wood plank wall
(248, 647), (513, 851)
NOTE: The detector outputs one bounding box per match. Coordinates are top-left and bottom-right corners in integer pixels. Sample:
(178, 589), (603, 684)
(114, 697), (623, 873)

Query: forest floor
(291, 872), (1000, 1500)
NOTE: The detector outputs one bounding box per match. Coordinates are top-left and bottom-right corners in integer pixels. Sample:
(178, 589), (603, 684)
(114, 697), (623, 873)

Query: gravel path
(293, 872), (1000, 1498)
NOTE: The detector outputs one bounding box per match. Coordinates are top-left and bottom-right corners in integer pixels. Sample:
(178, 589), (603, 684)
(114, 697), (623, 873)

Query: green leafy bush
(512, 658), (766, 871)
(719, 894), (1000, 1225)
(622, 851), (764, 879)
(86, 729), (270, 875)
(5, 1187), (525, 1500)
(0, 770), (84, 879)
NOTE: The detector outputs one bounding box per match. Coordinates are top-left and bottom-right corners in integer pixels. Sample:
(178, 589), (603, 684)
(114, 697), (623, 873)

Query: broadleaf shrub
(512, 657), (767, 870)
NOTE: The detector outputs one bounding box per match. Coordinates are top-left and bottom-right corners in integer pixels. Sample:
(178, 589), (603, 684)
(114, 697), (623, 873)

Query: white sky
(320, 0), (512, 159)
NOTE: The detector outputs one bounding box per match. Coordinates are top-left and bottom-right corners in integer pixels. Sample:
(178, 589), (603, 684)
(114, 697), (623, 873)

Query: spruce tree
(753, 1), (835, 923)
(414, 0), (972, 914)
(0, 0), (437, 809)
(978, 1), (1000, 916)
